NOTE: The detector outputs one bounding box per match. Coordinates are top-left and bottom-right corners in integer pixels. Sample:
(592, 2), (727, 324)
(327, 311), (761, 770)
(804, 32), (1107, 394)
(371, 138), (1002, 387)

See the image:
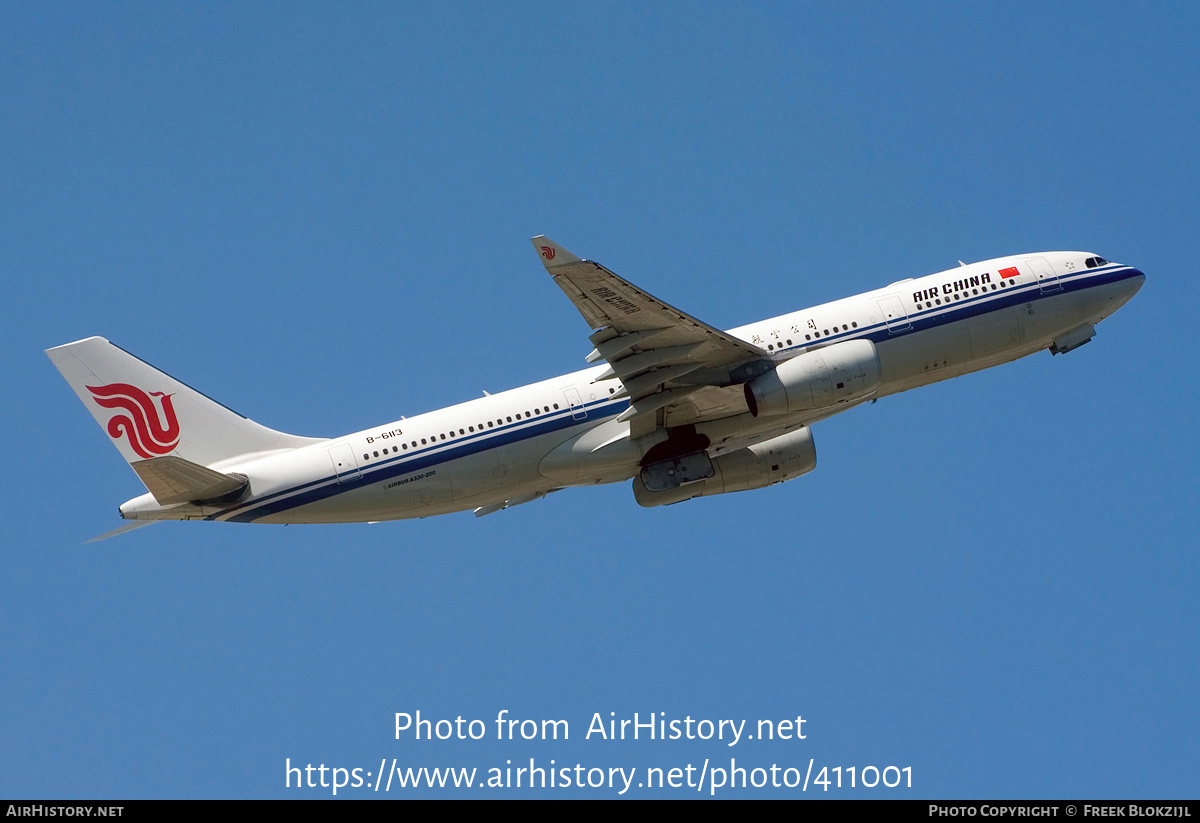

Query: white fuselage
(119, 252), (1144, 524)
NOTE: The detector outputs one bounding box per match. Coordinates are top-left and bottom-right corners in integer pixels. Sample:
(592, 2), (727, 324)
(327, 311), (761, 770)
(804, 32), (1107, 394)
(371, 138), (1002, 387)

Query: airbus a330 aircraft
(48, 237), (1143, 533)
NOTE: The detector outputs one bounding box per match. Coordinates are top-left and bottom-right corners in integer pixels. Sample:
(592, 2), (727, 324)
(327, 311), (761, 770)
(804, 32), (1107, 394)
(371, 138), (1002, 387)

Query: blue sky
(3, 2), (1197, 798)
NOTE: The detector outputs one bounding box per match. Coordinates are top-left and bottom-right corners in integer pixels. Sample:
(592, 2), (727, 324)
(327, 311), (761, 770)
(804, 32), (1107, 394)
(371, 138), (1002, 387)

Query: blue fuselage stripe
(214, 396), (630, 522)
(218, 265), (1140, 523)
(773, 265), (1138, 352)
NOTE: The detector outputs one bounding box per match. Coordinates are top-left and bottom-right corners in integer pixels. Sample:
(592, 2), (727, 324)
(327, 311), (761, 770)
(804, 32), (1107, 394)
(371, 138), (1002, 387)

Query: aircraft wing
(532, 236), (771, 435)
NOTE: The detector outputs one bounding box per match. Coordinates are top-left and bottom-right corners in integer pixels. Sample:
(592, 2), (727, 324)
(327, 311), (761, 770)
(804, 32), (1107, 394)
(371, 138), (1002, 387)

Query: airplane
(47, 237), (1144, 533)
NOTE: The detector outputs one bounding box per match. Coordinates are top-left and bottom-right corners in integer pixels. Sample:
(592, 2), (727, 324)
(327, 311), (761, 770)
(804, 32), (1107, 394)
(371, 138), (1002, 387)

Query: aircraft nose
(1100, 266), (1145, 316)
(1124, 268), (1146, 300)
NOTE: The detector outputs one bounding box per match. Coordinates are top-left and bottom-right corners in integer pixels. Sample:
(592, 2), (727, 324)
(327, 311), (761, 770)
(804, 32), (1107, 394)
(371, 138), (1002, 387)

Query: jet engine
(632, 427), (817, 507)
(744, 339), (881, 417)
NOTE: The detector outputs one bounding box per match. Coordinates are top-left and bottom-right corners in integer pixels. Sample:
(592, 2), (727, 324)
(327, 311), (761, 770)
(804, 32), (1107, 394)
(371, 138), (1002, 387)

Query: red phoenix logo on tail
(87, 383), (181, 458)
(540, 246), (556, 260)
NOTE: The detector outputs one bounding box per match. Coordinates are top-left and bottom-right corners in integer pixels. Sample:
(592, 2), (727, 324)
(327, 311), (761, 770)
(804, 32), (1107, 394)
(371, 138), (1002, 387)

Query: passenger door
(328, 444), (361, 484)
(877, 295), (912, 333)
(1028, 257), (1062, 294)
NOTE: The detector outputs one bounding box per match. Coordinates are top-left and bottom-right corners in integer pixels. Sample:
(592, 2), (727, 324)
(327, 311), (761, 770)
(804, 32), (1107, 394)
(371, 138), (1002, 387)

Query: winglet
(530, 235), (582, 270)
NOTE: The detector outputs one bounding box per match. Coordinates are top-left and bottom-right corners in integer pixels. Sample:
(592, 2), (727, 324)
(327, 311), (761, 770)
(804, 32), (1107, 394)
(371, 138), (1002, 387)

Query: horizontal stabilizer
(85, 520), (157, 544)
(131, 455), (248, 505)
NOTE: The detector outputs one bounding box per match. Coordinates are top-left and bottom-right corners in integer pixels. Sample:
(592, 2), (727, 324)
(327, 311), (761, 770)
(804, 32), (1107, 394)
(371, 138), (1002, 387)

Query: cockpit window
(1085, 256), (1110, 268)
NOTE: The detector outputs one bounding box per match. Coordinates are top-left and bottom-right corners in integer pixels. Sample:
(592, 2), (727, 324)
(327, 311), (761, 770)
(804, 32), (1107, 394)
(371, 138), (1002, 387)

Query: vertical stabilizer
(47, 337), (325, 470)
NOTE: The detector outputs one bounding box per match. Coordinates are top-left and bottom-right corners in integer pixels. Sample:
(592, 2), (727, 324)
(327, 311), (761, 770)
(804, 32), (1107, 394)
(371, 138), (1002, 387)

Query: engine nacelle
(744, 339), (881, 417)
(632, 427), (817, 507)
